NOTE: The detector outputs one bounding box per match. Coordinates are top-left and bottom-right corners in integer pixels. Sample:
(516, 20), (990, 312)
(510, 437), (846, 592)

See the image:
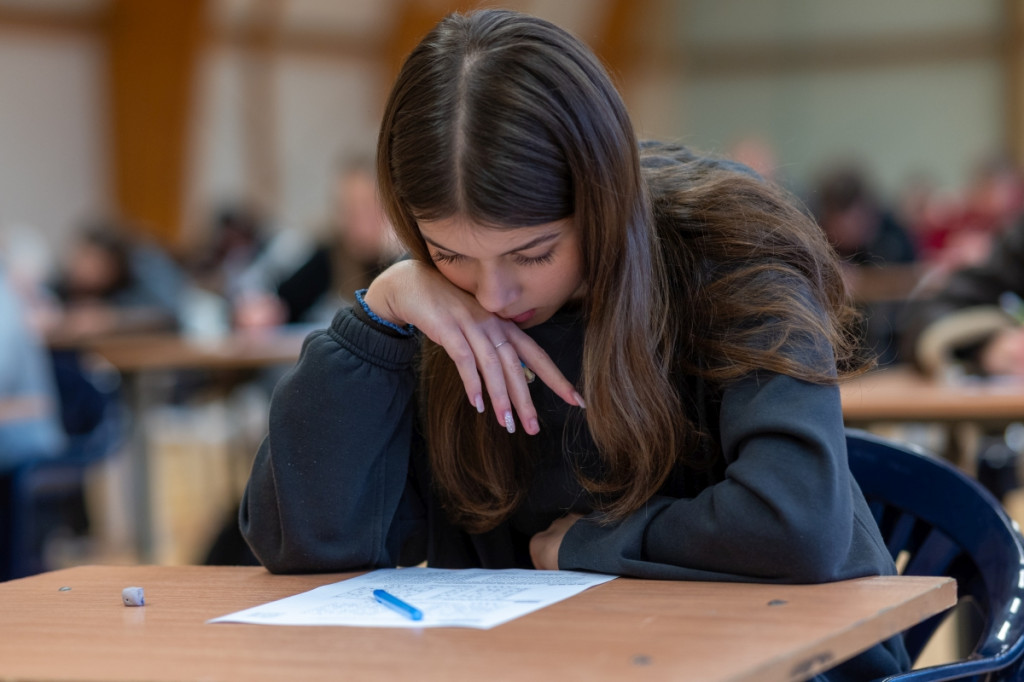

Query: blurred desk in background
(841, 263), (943, 367)
(842, 263), (938, 305)
(84, 327), (309, 373)
(840, 365), (1024, 426)
(840, 365), (1024, 483)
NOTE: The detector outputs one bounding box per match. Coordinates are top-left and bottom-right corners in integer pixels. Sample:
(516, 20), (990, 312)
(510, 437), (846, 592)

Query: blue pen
(373, 589), (424, 621)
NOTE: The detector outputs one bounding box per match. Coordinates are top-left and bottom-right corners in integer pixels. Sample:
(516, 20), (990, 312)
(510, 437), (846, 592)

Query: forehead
(418, 216), (571, 255)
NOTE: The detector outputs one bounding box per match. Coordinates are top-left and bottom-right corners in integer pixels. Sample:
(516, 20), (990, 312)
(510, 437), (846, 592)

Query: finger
(517, 343), (585, 409)
(528, 528), (556, 570)
(475, 337), (517, 433)
(497, 342), (541, 435)
(434, 328), (487, 413)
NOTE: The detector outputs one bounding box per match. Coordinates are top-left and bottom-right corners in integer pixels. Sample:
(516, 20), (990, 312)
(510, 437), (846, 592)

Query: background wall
(675, 0), (1005, 201)
(0, 0), (1017, 269)
(0, 4), (108, 272)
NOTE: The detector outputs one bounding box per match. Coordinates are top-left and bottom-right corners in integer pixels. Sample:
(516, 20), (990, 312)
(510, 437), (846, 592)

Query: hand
(234, 292), (288, 330)
(530, 513), (583, 570)
(61, 302), (121, 339)
(364, 261), (583, 435)
(981, 327), (1024, 377)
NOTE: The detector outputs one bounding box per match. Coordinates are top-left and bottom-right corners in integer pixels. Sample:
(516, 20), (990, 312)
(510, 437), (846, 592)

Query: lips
(507, 309), (536, 325)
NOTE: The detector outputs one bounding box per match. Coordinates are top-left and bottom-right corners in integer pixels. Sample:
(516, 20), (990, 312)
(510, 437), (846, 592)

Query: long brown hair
(376, 10), (865, 533)
(640, 142), (867, 384)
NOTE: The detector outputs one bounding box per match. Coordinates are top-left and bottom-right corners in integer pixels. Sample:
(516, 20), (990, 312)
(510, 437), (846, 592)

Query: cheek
(530, 269), (572, 303)
(561, 270), (583, 296)
(435, 264), (475, 294)
(553, 255), (584, 295)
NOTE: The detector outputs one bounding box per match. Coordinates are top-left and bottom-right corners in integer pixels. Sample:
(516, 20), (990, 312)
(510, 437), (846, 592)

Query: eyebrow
(421, 231), (560, 258)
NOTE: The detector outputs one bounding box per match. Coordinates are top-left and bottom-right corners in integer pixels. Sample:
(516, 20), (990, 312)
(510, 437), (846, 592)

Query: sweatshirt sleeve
(239, 306), (424, 573)
(558, 371), (865, 584)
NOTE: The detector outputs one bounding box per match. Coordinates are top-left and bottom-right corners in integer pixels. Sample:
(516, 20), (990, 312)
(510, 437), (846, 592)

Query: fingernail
(573, 392), (586, 408)
(528, 418), (539, 434)
(504, 411), (515, 433)
(474, 394), (485, 413)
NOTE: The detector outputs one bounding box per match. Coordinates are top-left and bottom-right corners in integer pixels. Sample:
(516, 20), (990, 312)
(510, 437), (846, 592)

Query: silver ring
(494, 340), (508, 349)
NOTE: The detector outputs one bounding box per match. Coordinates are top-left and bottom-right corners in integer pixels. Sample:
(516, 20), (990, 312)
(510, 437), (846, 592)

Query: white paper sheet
(208, 567), (617, 629)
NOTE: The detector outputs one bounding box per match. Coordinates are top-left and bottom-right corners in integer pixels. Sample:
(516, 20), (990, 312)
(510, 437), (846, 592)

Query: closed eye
(513, 251), (555, 266)
(431, 251), (464, 265)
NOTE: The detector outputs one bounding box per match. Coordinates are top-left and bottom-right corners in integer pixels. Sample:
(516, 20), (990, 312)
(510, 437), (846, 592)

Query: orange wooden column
(1006, 0), (1024, 171)
(104, 0), (205, 248)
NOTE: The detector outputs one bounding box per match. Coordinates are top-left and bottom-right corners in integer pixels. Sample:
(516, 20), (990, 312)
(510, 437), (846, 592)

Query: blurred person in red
(910, 156), (1024, 274)
(903, 212), (1024, 500)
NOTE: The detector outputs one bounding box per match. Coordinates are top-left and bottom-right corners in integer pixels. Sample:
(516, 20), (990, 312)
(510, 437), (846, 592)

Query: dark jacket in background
(902, 218), (1024, 375)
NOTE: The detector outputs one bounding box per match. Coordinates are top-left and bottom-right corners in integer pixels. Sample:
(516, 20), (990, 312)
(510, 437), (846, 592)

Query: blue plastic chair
(846, 428), (1024, 681)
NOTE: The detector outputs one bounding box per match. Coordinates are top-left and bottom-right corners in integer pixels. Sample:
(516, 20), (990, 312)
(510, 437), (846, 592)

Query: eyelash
(513, 252), (555, 266)
(431, 252), (464, 265)
(430, 251), (555, 266)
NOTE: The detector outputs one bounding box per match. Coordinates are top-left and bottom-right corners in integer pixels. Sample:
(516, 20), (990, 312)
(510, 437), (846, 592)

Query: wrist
(363, 276), (403, 325)
(356, 286), (415, 337)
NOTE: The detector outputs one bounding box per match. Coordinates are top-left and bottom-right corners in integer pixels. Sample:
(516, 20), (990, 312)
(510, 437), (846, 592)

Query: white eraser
(122, 586), (145, 606)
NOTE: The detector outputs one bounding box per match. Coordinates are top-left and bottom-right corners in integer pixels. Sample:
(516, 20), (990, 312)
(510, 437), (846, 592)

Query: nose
(474, 263), (519, 315)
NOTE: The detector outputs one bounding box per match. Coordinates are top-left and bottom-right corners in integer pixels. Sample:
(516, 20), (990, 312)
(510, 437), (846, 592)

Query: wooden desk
(83, 327), (309, 373)
(841, 365), (1024, 425)
(0, 565), (954, 682)
(843, 263), (937, 304)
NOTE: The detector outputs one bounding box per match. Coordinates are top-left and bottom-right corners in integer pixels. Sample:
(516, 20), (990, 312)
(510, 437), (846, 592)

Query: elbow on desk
(245, 542), (391, 575)
(742, 516), (853, 584)
(239, 516), (400, 575)
(774, 538), (850, 584)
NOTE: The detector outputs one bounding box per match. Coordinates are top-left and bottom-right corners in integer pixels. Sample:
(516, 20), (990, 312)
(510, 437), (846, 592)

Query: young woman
(241, 10), (908, 679)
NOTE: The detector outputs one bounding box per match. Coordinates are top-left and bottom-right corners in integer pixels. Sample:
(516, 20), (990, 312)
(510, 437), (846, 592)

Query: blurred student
(234, 160), (399, 329)
(48, 220), (184, 341)
(903, 215), (1024, 499)
(908, 157), (1024, 276)
(904, 215), (1024, 379)
(812, 165), (919, 365)
(0, 263), (65, 472)
(0, 260), (68, 579)
(187, 204), (268, 303)
(813, 164), (917, 266)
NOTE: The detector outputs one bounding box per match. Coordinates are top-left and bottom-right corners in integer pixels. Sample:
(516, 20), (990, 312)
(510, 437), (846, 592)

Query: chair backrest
(846, 428), (1024, 681)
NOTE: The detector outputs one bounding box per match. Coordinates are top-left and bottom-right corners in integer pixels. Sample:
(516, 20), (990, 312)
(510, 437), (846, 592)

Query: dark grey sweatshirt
(240, 304), (909, 681)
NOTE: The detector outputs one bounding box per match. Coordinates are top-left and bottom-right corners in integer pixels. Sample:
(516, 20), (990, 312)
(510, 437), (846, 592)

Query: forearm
(560, 374), (856, 583)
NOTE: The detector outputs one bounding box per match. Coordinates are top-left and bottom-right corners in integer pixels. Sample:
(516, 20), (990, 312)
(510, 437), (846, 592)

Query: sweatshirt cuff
(353, 288), (416, 337)
(328, 306), (420, 370)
